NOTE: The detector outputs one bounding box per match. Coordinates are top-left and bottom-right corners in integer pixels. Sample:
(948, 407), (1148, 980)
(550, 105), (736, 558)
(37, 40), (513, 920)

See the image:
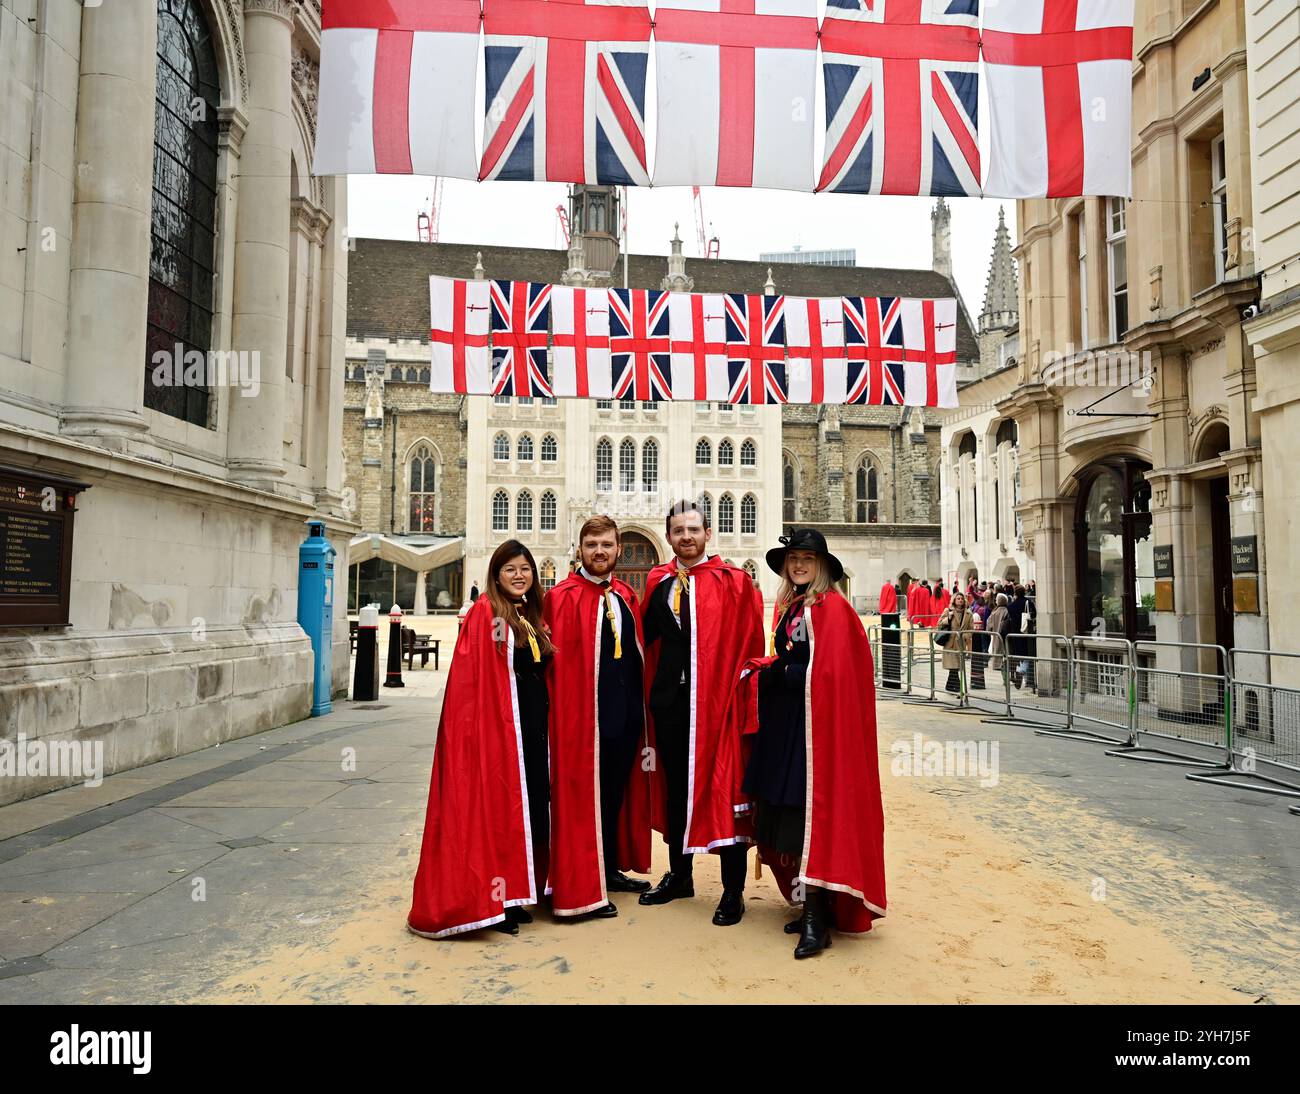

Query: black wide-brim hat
(766, 528), (844, 583)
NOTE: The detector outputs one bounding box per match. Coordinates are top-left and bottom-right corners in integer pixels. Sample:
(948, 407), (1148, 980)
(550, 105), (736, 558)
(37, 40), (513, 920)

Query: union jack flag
(724, 294), (787, 405)
(609, 289), (673, 400)
(490, 280), (553, 397)
(481, 0), (652, 185)
(843, 296), (906, 405)
(819, 0), (980, 197)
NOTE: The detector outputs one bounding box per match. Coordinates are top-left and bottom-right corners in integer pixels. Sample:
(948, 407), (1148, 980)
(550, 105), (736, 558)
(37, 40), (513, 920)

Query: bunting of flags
(429, 275), (959, 406)
(315, 0), (1135, 198)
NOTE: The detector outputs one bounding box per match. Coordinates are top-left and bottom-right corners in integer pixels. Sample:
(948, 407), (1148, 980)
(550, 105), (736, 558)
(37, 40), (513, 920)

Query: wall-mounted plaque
(0, 465), (89, 626)
(1153, 545), (1174, 578)
(1154, 579), (1174, 612)
(1230, 535), (1257, 574)
(1232, 576), (1259, 614)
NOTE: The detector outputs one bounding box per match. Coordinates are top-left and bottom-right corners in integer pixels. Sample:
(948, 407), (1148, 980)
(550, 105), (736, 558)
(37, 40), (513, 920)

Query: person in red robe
(637, 500), (765, 926)
(738, 528), (886, 957)
(932, 580), (951, 623)
(905, 578), (920, 623)
(543, 515), (653, 920)
(878, 580), (898, 615)
(408, 540), (553, 938)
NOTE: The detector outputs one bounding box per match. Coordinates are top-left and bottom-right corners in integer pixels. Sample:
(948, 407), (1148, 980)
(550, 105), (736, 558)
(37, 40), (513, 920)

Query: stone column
(413, 570), (428, 616)
(61, 0), (157, 443)
(226, 0), (295, 487)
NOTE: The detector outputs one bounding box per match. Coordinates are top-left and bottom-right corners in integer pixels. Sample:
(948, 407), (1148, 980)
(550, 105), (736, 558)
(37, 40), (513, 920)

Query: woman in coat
(984, 593), (1010, 678)
(408, 539), (554, 939)
(936, 590), (974, 693)
(739, 529), (886, 958)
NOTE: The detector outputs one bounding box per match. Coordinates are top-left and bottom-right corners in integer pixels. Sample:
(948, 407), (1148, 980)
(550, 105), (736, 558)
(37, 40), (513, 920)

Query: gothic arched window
(493, 432), (510, 461)
(517, 433), (534, 461)
(741, 493), (757, 535)
(408, 445), (436, 532)
(516, 490), (533, 533)
(492, 489), (509, 532)
(740, 439), (757, 466)
(782, 455), (797, 521)
(619, 438), (636, 492)
(595, 438), (613, 492)
(718, 439), (735, 466)
(540, 433), (558, 462)
(696, 438), (712, 466)
(743, 560), (758, 584)
(698, 492), (713, 527)
(541, 559), (557, 590)
(856, 457), (879, 523)
(147, 0), (221, 425)
(719, 493), (735, 534)
(642, 438), (659, 492)
(540, 490), (557, 532)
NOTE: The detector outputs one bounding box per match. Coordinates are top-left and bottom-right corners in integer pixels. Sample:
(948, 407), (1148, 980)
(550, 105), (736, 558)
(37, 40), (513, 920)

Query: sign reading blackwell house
(1230, 535), (1258, 574)
(0, 465), (88, 626)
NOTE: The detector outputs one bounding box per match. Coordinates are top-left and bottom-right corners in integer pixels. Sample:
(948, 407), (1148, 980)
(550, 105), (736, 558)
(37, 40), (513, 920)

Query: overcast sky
(343, 7), (1018, 315)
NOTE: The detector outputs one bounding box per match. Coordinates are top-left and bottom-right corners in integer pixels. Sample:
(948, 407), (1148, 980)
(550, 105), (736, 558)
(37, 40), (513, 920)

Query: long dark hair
(485, 540), (553, 656)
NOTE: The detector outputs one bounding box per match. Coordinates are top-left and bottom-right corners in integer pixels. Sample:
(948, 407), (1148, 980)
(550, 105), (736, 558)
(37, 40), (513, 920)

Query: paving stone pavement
(0, 662), (1297, 1004)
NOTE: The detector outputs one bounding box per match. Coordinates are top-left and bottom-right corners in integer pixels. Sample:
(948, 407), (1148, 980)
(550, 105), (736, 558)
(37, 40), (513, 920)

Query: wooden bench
(402, 626), (440, 670)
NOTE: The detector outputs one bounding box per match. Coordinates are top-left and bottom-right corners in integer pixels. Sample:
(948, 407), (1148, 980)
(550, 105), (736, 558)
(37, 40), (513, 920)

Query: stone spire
(764, 267), (776, 296)
(979, 206), (1019, 333)
(472, 251), (484, 280)
(661, 222), (694, 291)
(931, 196), (952, 281)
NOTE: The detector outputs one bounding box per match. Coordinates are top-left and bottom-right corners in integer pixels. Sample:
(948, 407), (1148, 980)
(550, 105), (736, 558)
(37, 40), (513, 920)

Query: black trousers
(520, 721), (550, 886)
(600, 727), (641, 876)
(652, 690), (748, 891)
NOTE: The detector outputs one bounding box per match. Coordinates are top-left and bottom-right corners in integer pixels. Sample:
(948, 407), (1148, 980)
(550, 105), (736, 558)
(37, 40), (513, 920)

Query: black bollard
(383, 604), (405, 688)
(352, 604), (380, 701)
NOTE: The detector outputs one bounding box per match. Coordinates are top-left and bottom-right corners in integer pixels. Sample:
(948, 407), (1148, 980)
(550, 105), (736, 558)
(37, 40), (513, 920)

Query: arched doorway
(618, 531), (659, 600)
(1074, 457), (1154, 641)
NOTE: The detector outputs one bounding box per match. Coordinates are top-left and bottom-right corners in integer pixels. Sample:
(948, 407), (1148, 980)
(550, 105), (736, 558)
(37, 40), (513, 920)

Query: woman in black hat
(741, 529), (886, 958)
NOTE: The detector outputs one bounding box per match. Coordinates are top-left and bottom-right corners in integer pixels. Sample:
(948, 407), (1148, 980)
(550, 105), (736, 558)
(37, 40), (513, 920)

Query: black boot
(505, 906), (533, 925)
(794, 887), (832, 959)
(945, 670), (960, 693)
(712, 888), (745, 926)
(638, 870), (695, 905)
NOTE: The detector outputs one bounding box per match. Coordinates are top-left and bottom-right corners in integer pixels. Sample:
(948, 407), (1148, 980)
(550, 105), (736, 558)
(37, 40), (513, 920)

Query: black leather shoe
(638, 871), (695, 905)
(505, 906), (533, 925)
(606, 871), (652, 893)
(712, 888), (745, 926)
(490, 917), (519, 935)
(794, 889), (832, 959)
(783, 917), (801, 935)
(588, 901), (618, 919)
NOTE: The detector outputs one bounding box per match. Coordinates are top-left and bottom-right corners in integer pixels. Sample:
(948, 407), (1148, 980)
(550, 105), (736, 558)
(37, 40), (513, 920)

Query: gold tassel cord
(516, 608), (541, 663)
(672, 566), (689, 615)
(602, 588), (622, 659)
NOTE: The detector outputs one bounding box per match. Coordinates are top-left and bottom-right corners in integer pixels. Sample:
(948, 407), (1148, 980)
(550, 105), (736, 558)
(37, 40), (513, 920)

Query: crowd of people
(406, 504), (886, 959)
(883, 577), (1038, 695)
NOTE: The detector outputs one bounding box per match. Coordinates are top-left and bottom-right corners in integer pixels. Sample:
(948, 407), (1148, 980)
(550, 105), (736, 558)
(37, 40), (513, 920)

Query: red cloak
(408, 596), (538, 938)
(543, 572), (653, 916)
(738, 590), (887, 933)
(905, 582), (919, 621)
(934, 585), (951, 620)
(640, 555), (765, 853)
(878, 582), (898, 614)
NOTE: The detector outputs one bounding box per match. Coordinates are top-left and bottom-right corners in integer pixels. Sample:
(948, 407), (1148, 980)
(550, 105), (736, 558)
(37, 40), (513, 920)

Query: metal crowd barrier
(872, 628), (1300, 802)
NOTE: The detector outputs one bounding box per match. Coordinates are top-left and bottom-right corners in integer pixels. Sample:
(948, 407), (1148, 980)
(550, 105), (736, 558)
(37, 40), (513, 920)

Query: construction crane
(692, 186), (720, 259)
(416, 177), (445, 242)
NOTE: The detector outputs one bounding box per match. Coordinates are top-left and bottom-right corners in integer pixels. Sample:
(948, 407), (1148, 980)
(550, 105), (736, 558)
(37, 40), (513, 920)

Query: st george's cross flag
(668, 292), (728, 400)
(723, 293), (788, 404)
(843, 295), (907, 405)
(551, 286), (612, 397)
(490, 280), (554, 397)
(652, 0), (819, 191)
(784, 297), (848, 404)
(314, 0), (481, 177)
(609, 289), (674, 400)
(430, 275), (492, 394)
(480, 0), (652, 184)
(818, 0), (980, 197)
(982, 0), (1135, 199)
(902, 296), (958, 407)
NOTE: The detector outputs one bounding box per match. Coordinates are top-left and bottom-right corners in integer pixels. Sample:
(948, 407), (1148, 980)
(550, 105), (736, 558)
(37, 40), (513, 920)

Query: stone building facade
(342, 188), (978, 611)
(0, 0), (352, 803)
(999, 0), (1262, 684)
